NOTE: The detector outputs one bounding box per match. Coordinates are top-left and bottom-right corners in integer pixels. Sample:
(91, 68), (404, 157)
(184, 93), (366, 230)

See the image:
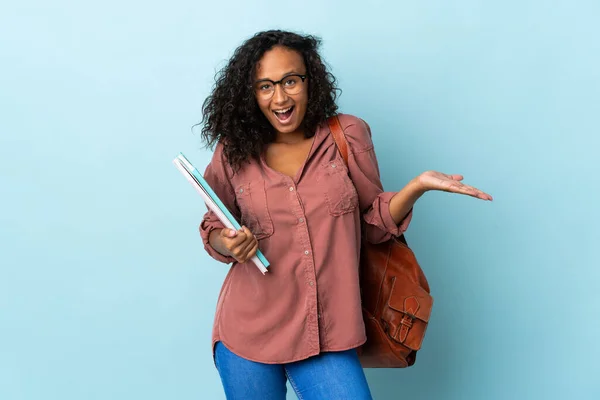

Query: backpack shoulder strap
(327, 115), (349, 166)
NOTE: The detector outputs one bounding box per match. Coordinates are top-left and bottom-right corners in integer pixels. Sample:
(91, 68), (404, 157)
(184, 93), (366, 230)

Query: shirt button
(299, 218), (304, 223)
(304, 250), (309, 255)
(289, 187), (294, 191)
(239, 188), (243, 193)
(331, 163), (336, 168)
(309, 281), (314, 286)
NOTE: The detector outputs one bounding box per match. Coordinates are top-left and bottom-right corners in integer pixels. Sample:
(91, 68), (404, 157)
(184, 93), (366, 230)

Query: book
(173, 152), (270, 274)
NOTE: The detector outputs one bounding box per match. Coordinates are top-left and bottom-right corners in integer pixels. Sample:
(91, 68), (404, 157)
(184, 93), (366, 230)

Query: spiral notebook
(173, 152), (270, 274)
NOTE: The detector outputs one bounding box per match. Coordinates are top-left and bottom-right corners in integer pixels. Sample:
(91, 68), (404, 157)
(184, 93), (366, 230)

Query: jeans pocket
(317, 159), (359, 216)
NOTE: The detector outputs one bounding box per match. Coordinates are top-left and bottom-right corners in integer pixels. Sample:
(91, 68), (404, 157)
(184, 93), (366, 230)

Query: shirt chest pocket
(234, 181), (274, 240)
(317, 159), (359, 216)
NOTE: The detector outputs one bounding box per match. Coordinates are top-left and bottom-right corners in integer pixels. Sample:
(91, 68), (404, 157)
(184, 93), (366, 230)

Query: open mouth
(273, 106), (294, 123)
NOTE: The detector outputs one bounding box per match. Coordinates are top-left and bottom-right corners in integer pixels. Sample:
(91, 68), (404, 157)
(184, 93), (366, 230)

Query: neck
(274, 129), (306, 145)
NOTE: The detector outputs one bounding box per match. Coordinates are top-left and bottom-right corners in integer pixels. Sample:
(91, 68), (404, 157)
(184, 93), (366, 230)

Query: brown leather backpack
(328, 115), (434, 368)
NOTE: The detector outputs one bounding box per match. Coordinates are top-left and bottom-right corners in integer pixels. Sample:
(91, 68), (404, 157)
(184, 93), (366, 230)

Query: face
(254, 46), (308, 136)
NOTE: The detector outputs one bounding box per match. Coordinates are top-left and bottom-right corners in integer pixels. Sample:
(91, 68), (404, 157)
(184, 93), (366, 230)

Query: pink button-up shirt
(200, 113), (412, 364)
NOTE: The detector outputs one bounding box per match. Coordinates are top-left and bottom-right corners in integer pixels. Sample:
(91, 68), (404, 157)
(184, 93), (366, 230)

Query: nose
(271, 83), (289, 104)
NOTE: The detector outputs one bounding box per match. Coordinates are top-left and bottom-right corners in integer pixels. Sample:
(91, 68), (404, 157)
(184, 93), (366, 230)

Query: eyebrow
(255, 71), (303, 82)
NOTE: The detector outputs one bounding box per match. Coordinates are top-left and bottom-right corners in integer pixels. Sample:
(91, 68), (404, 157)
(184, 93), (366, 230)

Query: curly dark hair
(199, 29), (340, 171)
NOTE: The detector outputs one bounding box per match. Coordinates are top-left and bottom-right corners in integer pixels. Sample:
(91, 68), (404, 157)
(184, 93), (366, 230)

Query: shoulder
(210, 141), (226, 163)
(206, 141), (235, 181)
(335, 113), (374, 154)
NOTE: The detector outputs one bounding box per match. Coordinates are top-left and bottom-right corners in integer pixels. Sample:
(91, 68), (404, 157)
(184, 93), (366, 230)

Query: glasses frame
(254, 74), (308, 99)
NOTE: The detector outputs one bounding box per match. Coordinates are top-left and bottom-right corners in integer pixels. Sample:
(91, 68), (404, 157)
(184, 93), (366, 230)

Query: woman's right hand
(210, 226), (259, 263)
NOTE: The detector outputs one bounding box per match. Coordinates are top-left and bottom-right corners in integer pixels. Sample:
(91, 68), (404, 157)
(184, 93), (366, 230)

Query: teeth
(274, 107), (292, 114)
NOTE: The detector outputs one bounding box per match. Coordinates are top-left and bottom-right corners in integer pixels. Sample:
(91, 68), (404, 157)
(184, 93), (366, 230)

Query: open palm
(417, 171), (493, 201)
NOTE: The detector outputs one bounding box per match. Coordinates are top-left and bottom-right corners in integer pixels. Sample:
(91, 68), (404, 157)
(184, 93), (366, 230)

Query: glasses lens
(283, 75), (303, 95)
(255, 81), (274, 98)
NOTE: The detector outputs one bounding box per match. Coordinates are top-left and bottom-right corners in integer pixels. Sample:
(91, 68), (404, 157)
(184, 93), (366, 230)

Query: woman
(198, 30), (492, 400)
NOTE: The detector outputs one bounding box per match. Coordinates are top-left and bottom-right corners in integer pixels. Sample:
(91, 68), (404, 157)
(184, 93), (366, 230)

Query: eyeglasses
(253, 74), (307, 100)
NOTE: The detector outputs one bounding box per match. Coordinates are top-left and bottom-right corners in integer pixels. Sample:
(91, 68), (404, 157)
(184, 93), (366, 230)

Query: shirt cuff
(377, 191), (413, 236)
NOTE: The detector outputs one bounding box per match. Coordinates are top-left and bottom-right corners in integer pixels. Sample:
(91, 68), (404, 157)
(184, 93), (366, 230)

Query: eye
(258, 83), (273, 91)
(284, 77), (298, 87)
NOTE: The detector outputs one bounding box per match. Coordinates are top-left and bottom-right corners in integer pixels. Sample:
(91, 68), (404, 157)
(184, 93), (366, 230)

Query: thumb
(220, 228), (238, 238)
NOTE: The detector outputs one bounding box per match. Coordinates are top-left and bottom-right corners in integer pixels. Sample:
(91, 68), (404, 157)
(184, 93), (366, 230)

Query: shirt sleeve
(342, 115), (413, 244)
(198, 143), (239, 264)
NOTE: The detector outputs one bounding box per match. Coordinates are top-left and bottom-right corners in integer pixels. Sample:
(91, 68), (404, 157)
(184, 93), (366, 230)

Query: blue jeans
(214, 341), (373, 400)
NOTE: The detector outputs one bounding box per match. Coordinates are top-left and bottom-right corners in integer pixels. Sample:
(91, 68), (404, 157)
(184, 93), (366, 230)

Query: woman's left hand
(416, 171), (493, 201)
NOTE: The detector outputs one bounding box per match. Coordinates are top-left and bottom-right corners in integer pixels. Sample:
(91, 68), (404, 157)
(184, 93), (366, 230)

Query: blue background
(1, 1), (598, 399)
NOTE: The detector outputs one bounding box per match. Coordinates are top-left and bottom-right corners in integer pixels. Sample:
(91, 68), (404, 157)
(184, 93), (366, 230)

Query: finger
(239, 226), (258, 248)
(446, 182), (478, 196)
(223, 231), (248, 252)
(229, 241), (248, 261)
(480, 192), (493, 201)
(229, 228), (253, 258)
(240, 226), (256, 241)
(220, 228), (238, 238)
(238, 237), (259, 263)
(448, 174), (463, 181)
(238, 235), (258, 261)
(242, 240), (259, 263)
(463, 186), (484, 198)
(456, 184), (493, 201)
